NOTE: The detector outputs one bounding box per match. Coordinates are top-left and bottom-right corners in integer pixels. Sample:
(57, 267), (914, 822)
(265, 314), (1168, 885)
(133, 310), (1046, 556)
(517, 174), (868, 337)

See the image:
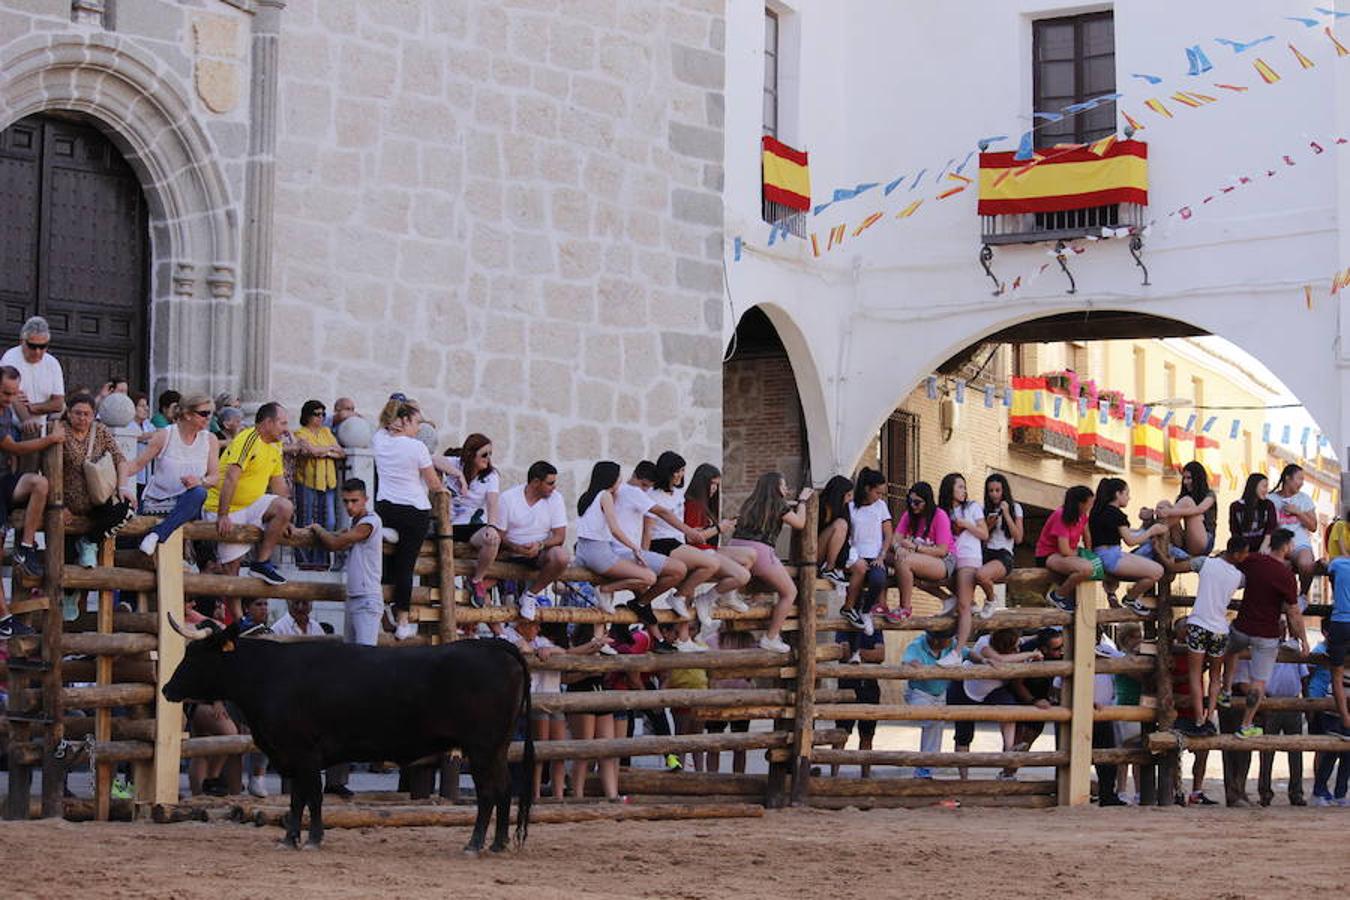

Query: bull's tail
(515, 654), (534, 848)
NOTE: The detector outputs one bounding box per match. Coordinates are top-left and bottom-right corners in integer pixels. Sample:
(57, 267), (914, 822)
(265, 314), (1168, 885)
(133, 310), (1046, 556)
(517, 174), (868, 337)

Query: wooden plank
(812, 704), (1072, 722)
(814, 749), (1070, 768)
(1064, 597), (1097, 807)
(1153, 584), (1178, 807)
(432, 491), (455, 644)
(39, 441), (65, 819)
(790, 493), (820, 806)
(1145, 731), (1350, 753)
(150, 529), (185, 807)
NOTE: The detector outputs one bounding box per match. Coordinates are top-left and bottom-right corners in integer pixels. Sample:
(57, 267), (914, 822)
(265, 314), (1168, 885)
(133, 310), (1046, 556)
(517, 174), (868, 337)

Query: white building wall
(726, 0), (1349, 478)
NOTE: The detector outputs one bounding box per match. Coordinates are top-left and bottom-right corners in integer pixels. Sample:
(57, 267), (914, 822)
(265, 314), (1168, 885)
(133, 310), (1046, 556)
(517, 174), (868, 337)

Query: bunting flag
(1122, 110), (1146, 131)
(1195, 433), (1222, 480)
(1327, 26), (1350, 57)
(761, 135), (811, 211)
(1253, 58), (1281, 83)
(1214, 82), (1250, 91)
(977, 140), (1148, 215)
(1131, 414), (1165, 474)
(1223, 461), (1238, 491)
(955, 379), (966, 404)
(852, 211), (884, 236)
(896, 199), (923, 218)
(984, 384), (995, 408)
(926, 376), (938, 400)
(826, 223), (846, 250)
(1229, 419), (1242, 439)
(1144, 98), (1174, 118)
(810, 233), (820, 257)
(1088, 135), (1117, 156)
(1165, 424), (1195, 480)
(1289, 43), (1317, 68)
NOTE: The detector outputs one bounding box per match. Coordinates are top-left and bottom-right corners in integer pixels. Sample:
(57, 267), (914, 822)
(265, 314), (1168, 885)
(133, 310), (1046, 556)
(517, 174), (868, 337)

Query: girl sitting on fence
(840, 468), (892, 634)
(939, 472), (988, 665)
(573, 461), (659, 615)
(128, 391), (219, 558)
(1269, 463), (1319, 605)
(439, 433), (501, 608)
(1230, 473), (1277, 554)
(1088, 477), (1168, 615)
(727, 472), (813, 654)
(1036, 485), (1095, 611)
(1149, 461), (1217, 562)
(815, 474), (855, 586)
(682, 463), (755, 641)
(888, 481), (953, 632)
(976, 473), (1023, 618)
(645, 451), (725, 649)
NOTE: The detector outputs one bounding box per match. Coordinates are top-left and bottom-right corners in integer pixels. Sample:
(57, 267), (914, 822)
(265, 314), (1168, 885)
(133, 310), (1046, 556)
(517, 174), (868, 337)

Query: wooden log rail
(1146, 731), (1350, 753)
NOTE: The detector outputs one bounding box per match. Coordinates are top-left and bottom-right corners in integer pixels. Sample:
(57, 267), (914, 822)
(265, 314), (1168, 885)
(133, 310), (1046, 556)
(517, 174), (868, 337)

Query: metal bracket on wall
(1129, 232), (1151, 286)
(1054, 241), (1077, 295)
(979, 244), (1002, 295)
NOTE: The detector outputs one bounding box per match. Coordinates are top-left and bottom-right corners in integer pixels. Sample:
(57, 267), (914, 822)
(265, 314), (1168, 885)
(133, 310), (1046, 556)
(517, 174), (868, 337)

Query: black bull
(162, 623), (534, 853)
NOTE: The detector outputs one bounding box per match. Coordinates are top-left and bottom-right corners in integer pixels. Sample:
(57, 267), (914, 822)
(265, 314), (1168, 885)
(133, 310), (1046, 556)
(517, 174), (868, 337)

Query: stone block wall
(270, 0), (727, 498)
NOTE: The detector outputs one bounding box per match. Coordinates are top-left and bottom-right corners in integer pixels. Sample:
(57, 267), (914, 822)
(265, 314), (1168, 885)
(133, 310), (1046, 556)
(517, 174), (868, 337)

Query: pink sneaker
(875, 605), (911, 624)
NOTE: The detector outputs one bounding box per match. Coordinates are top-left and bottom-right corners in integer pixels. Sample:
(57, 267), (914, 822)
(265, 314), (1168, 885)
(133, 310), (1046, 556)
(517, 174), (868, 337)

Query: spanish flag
(761, 136), (810, 211)
(1165, 425), (1194, 480)
(1131, 415), (1164, 473)
(978, 140), (1148, 216)
(1195, 434), (1222, 481)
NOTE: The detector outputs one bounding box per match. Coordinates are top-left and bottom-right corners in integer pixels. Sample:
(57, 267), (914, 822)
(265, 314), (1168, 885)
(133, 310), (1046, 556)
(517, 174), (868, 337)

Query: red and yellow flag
(1253, 58), (1281, 84)
(1165, 425), (1195, 480)
(978, 140), (1147, 215)
(761, 136), (810, 211)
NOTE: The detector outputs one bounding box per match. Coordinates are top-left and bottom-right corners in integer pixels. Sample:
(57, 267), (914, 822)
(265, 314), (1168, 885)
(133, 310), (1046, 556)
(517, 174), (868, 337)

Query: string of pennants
(922, 371), (1332, 491)
(732, 10), (1350, 264)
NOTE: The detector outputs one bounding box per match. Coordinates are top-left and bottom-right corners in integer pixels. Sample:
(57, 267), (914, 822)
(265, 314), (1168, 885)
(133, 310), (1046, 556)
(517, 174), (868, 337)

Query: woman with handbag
(126, 392), (220, 557)
(60, 393), (135, 578)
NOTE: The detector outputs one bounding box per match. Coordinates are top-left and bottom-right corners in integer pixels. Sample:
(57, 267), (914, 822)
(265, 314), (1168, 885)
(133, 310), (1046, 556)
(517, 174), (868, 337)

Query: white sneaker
(650, 590), (674, 611)
(978, 599), (1003, 620)
(518, 592), (538, 621)
(759, 635), (791, 653)
(937, 651), (962, 668)
(939, 596), (958, 616)
(394, 622), (418, 641)
(694, 595), (716, 629)
(248, 775), (269, 798)
(861, 610), (875, 638)
(598, 643), (618, 656)
(696, 624), (721, 645)
(77, 538), (97, 569)
(675, 639), (705, 653)
(139, 532), (160, 557)
(847, 650), (862, 664)
(381, 527), (400, 545)
(669, 594), (691, 619)
(719, 591), (750, 613)
(596, 591), (617, 615)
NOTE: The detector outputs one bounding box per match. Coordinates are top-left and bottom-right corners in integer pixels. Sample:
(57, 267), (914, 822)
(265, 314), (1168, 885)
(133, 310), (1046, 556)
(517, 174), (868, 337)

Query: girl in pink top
(1035, 485), (1095, 611)
(888, 481), (953, 626)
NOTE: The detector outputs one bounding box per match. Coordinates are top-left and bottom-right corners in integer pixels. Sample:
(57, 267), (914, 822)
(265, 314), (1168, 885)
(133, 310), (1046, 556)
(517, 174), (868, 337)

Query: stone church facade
(0, 0), (726, 492)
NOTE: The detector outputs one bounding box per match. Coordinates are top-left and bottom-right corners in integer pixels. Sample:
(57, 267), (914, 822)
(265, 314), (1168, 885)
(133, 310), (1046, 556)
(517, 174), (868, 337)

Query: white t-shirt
(1095, 640), (1124, 707)
(444, 458), (500, 526)
(615, 483), (655, 548)
(963, 635), (1003, 701)
(1189, 555), (1242, 635)
(1270, 490), (1315, 550)
(493, 484), (568, 545)
(271, 614), (326, 637)
(951, 500), (985, 562)
(848, 499), (891, 560)
(0, 345), (64, 405)
(645, 487), (685, 543)
(502, 627), (562, 694)
(372, 428), (432, 510)
(576, 491), (612, 542)
(985, 502), (1024, 554)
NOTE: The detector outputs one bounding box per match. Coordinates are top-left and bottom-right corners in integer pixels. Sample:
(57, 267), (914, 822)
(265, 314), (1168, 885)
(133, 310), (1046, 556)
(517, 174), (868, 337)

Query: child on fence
(840, 468), (892, 635)
(727, 472), (813, 654)
(1035, 485), (1095, 613)
(310, 478), (383, 646)
(503, 617), (568, 801)
(1179, 536), (1249, 736)
(831, 627), (886, 777)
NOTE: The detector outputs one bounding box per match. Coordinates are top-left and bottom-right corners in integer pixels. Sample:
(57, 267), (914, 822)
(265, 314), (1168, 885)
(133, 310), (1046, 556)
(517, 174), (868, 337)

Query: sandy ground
(2, 804), (1344, 899)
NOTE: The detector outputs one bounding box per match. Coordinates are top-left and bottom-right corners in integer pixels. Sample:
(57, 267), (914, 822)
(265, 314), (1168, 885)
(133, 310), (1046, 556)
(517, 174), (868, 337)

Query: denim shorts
(1094, 546), (1125, 575)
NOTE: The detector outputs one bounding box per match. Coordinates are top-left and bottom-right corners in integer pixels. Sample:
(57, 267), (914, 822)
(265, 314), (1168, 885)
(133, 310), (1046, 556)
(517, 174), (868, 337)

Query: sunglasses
(186, 408), (212, 418)
(907, 497), (924, 506)
(24, 341), (48, 351)
(389, 392), (407, 402)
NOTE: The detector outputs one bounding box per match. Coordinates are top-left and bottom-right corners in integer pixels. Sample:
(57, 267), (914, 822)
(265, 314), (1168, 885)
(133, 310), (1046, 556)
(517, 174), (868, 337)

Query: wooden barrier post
(1061, 595), (1097, 806)
(147, 529), (185, 808)
(1152, 583), (1178, 806)
(38, 441), (66, 818)
(94, 537), (116, 821)
(789, 493), (819, 805)
(432, 491), (456, 644)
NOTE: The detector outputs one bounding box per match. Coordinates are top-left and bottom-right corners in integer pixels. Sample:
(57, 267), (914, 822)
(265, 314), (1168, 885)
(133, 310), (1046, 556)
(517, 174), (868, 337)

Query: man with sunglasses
(0, 316), (65, 436)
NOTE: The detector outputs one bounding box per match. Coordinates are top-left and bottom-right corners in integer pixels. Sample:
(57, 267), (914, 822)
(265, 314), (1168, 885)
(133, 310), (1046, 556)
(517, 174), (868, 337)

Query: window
(1033, 11), (1116, 147)
(881, 411), (920, 517)
(763, 9), (779, 137)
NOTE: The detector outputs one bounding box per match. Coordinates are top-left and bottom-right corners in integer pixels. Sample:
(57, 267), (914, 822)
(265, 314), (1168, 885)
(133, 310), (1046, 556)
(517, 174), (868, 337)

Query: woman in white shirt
(645, 451), (729, 647)
(840, 468), (893, 632)
(373, 395), (447, 640)
(439, 433), (502, 607)
(939, 472), (988, 665)
(974, 474), (1024, 619)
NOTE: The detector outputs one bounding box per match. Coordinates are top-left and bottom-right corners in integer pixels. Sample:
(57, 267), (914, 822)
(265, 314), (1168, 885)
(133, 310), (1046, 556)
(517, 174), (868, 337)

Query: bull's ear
(221, 639), (236, 653)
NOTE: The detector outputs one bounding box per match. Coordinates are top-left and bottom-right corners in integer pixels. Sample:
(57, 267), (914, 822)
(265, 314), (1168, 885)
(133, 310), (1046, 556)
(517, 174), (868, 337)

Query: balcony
(981, 202), (1146, 245)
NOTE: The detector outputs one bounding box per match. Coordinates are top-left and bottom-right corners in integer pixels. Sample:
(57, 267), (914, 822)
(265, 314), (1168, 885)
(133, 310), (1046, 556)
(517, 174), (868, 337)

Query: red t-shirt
(684, 498), (715, 550)
(1034, 507), (1086, 559)
(1234, 553), (1298, 638)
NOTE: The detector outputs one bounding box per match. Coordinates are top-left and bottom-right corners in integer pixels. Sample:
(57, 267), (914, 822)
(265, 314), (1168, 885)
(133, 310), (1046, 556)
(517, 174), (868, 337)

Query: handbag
(1077, 547), (1105, 582)
(83, 426), (118, 505)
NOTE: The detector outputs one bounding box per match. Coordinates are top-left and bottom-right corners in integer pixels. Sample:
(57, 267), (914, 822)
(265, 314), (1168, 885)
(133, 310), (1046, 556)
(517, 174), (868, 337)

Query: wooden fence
(3, 445), (1346, 823)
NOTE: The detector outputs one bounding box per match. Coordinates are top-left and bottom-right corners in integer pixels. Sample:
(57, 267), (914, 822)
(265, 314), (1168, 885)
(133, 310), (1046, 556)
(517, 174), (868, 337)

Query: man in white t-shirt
(271, 597), (328, 637)
(0, 316), (65, 435)
(490, 460), (571, 619)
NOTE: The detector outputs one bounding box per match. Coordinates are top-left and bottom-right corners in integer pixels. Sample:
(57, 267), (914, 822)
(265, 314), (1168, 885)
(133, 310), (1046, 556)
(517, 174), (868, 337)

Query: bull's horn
(167, 612), (208, 641)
